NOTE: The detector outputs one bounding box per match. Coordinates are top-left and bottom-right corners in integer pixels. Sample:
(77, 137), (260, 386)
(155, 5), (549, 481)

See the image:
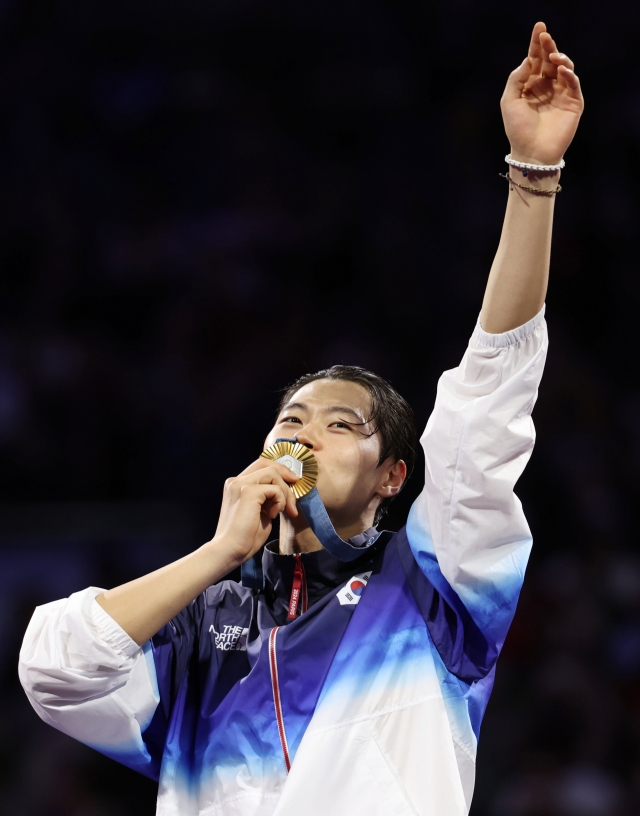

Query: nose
(295, 426), (317, 450)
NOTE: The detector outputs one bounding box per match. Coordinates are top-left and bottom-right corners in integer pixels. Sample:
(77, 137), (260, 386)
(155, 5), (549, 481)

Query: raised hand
(213, 459), (300, 566)
(501, 22), (584, 166)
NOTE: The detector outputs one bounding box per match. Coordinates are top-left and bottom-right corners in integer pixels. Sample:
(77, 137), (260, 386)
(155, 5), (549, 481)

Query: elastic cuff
(472, 304), (546, 349)
(91, 597), (142, 659)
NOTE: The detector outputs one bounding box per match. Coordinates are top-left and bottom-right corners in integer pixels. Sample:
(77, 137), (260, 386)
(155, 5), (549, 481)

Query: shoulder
(204, 579), (252, 610)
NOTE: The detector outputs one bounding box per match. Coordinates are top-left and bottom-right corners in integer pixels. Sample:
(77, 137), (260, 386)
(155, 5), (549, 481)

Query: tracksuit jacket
(19, 308), (548, 816)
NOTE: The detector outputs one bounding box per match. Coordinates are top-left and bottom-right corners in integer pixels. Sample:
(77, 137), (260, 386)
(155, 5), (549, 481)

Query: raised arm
(407, 23), (584, 662)
(480, 22), (584, 333)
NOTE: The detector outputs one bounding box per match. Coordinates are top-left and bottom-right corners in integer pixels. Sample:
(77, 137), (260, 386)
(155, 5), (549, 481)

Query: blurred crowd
(2, 0), (640, 813)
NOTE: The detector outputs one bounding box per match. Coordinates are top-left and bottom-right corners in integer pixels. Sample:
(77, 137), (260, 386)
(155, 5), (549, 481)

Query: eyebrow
(280, 402), (367, 423)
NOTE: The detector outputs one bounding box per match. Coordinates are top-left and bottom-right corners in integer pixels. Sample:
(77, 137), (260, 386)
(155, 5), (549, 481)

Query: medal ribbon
(297, 487), (381, 561)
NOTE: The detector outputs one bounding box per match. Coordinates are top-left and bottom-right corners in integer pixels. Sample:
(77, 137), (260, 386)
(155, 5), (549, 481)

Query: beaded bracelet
(499, 172), (562, 197)
(505, 153), (565, 177)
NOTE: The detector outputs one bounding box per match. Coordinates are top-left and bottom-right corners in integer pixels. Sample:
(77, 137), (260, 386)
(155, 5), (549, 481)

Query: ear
(375, 459), (407, 499)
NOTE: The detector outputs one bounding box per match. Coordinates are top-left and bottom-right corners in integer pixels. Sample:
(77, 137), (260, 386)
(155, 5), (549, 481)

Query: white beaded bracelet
(505, 154), (565, 174)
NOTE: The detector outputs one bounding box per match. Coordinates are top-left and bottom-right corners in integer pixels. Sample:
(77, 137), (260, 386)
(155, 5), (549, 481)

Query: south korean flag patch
(337, 572), (372, 606)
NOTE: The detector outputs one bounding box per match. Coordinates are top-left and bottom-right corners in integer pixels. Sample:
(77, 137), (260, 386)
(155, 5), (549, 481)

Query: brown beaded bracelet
(499, 172), (562, 197)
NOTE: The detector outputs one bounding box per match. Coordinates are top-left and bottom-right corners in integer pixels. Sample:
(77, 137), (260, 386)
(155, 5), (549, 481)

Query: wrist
(508, 149), (564, 167)
(199, 536), (244, 578)
(505, 168), (561, 193)
(505, 152), (562, 193)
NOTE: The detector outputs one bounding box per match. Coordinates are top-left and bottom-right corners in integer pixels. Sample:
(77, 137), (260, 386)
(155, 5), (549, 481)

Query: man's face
(264, 378), (387, 529)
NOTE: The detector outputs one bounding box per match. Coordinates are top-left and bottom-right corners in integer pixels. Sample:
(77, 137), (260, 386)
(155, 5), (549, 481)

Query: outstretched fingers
(521, 24), (582, 104)
(539, 31), (560, 79)
(527, 22), (547, 77)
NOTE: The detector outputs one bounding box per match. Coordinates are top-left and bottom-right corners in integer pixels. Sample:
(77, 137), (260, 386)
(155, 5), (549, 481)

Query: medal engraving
(275, 454), (303, 478)
(260, 441), (319, 499)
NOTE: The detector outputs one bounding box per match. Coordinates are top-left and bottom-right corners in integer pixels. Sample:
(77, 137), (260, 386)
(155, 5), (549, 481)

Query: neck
(279, 513), (323, 554)
(278, 509), (376, 555)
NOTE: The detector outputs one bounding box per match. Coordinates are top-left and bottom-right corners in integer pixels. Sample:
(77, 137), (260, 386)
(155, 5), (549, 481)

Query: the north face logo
(209, 623), (248, 651)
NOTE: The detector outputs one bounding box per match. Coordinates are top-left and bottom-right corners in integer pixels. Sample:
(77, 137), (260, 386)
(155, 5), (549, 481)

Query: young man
(19, 22), (583, 816)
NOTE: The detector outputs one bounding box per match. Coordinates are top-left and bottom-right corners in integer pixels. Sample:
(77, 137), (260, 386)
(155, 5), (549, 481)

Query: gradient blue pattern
(406, 501), (530, 660)
(91, 520), (528, 805)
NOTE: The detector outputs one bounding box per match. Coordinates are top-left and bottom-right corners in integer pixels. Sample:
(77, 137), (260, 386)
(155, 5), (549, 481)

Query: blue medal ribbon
(297, 487), (381, 560)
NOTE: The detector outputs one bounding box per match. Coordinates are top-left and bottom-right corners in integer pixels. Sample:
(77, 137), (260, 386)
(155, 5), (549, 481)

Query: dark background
(1, 0), (639, 814)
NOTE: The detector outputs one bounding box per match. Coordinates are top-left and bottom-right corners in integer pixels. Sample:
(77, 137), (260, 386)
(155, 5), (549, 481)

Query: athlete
(19, 22), (583, 816)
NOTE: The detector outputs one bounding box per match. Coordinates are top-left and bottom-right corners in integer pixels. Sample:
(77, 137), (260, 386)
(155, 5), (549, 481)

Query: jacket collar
(262, 529), (386, 616)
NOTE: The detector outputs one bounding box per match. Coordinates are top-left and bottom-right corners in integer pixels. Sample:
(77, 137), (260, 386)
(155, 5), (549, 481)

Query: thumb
(501, 57), (531, 105)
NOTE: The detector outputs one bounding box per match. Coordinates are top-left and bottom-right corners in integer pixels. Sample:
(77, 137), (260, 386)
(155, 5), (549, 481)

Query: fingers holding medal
(260, 441), (318, 499)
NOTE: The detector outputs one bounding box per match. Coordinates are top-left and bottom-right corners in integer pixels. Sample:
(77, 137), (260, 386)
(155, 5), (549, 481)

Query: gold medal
(260, 441), (319, 499)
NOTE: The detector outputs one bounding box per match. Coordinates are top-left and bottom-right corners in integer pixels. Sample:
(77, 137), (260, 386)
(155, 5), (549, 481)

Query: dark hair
(278, 365), (417, 524)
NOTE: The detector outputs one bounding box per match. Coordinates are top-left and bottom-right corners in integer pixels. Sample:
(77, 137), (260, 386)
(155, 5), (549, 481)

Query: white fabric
(19, 307), (548, 815)
(409, 306), (547, 638)
(19, 588), (158, 754)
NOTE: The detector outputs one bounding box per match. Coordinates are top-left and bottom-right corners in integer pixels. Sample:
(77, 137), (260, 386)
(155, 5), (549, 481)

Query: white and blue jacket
(19, 309), (547, 816)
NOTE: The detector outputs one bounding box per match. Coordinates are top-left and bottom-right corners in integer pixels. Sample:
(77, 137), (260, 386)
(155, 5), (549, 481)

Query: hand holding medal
(254, 438), (381, 574)
(260, 441), (318, 499)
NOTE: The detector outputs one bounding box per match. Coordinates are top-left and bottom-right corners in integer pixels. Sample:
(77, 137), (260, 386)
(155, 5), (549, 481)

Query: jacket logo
(337, 572), (372, 606)
(209, 624), (248, 651)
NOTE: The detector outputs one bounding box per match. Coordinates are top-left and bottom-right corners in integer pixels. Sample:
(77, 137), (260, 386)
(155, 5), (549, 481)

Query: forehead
(283, 378), (372, 415)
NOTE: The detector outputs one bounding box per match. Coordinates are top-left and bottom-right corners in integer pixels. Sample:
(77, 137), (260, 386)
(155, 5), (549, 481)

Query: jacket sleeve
(406, 306), (547, 656)
(18, 587), (163, 778)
